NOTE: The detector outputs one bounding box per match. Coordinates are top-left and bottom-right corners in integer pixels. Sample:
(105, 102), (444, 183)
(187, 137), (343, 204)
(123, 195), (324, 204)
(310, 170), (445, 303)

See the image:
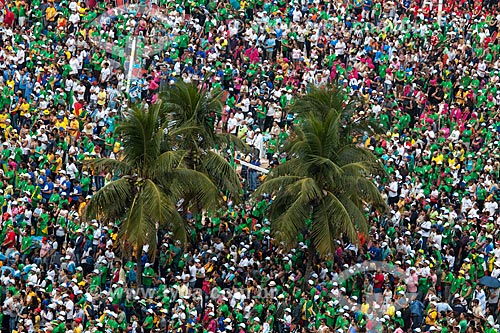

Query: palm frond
(253, 175), (304, 196)
(167, 168), (221, 212)
(115, 107), (163, 172)
(84, 158), (133, 175)
(215, 132), (249, 152)
(202, 151), (242, 201)
(312, 192), (357, 255)
(120, 193), (158, 257)
(150, 150), (186, 178)
(271, 191), (311, 248)
(86, 177), (134, 220)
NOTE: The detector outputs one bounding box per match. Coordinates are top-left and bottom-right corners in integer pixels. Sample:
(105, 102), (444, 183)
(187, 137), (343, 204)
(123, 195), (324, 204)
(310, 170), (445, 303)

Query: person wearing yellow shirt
(431, 151), (443, 165)
(113, 140), (121, 154)
(4, 120), (13, 139)
(6, 77), (14, 91)
(448, 156), (456, 168)
(74, 318), (84, 333)
(19, 100), (30, 117)
(55, 114), (68, 130)
(97, 89), (107, 107)
(425, 302), (438, 326)
(0, 112), (9, 129)
(47, 151), (55, 169)
(54, 152), (63, 172)
(68, 114), (80, 144)
(457, 146), (466, 161)
(45, 1), (57, 23)
(361, 301), (370, 315)
(385, 303), (396, 317)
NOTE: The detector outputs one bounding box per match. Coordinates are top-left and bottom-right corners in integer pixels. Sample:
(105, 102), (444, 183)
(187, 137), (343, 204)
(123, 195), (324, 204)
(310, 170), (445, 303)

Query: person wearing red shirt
(2, 225), (15, 249)
(374, 269), (385, 293)
(2, 225), (16, 262)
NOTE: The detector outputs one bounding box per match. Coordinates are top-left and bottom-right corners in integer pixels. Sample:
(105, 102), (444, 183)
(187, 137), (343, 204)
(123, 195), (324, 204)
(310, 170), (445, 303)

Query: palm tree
(85, 104), (220, 286)
(158, 81), (245, 203)
(255, 85), (386, 279)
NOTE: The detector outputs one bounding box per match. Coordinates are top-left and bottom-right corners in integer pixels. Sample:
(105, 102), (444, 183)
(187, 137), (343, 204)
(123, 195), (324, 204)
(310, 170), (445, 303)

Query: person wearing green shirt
(143, 311), (155, 331)
(142, 263), (155, 287)
(20, 231), (32, 261)
(111, 284), (124, 305)
(52, 320), (66, 333)
(450, 270), (465, 298)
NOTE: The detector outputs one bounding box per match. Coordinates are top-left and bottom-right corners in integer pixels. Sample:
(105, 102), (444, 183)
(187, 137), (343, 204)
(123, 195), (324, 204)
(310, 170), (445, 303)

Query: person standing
(2, 290), (14, 333)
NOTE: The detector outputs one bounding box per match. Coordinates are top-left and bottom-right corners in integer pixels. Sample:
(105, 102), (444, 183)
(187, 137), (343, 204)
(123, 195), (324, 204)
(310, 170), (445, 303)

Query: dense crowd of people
(0, 0), (500, 332)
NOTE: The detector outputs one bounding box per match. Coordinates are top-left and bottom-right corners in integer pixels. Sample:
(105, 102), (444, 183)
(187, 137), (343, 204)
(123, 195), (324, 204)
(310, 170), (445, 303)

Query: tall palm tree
(85, 104), (220, 285)
(255, 85), (386, 276)
(158, 81), (245, 203)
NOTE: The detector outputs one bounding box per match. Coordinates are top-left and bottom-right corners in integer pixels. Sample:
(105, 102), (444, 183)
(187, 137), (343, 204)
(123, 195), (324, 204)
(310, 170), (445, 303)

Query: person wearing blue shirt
(67, 259), (76, 274)
(41, 178), (54, 202)
(484, 237), (494, 255)
(274, 23), (283, 53)
(265, 34), (276, 61)
(19, 72), (29, 94)
(24, 76), (34, 101)
(362, 0), (372, 20)
(368, 242), (382, 261)
(409, 299), (425, 329)
(71, 180), (82, 208)
(187, 314), (197, 333)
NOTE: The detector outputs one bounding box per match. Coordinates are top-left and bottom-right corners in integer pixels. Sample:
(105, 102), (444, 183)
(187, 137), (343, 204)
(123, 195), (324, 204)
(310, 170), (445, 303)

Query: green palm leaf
(86, 177), (134, 220)
(257, 84), (386, 257)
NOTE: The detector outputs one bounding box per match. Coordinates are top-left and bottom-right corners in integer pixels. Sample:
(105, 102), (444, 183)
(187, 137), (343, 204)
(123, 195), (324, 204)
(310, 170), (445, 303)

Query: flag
(68, 89), (75, 112)
(229, 142), (236, 170)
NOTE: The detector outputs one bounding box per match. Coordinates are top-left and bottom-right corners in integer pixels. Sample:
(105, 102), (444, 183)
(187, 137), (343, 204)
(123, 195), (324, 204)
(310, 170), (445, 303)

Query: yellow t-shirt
(46, 6), (57, 21)
(0, 114), (8, 129)
(6, 80), (14, 91)
(431, 154), (444, 165)
(20, 102), (30, 117)
(97, 91), (106, 106)
(55, 118), (68, 130)
(55, 156), (63, 172)
(113, 141), (121, 153)
(47, 152), (55, 164)
(68, 119), (80, 136)
(425, 309), (437, 325)
(361, 302), (370, 314)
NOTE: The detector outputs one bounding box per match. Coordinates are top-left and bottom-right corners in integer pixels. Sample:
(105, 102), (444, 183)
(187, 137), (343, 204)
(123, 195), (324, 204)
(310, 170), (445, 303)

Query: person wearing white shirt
(64, 295), (74, 320)
(385, 176), (399, 205)
(292, 8), (303, 22)
(335, 39), (346, 58)
(449, 127), (461, 143)
(283, 309), (292, 328)
(92, 224), (101, 250)
(189, 262), (197, 288)
(239, 256), (249, 267)
(461, 194), (473, 213)
(484, 198), (498, 216)
(64, 77), (74, 94)
(234, 110), (244, 126)
(69, 11), (80, 25)
(227, 113), (238, 134)
(100, 62), (111, 83)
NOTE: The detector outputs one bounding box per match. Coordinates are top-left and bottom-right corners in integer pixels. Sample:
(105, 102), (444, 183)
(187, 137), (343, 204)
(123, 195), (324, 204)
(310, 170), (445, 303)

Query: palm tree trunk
(302, 245), (316, 289)
(135, 246), (142, 288)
